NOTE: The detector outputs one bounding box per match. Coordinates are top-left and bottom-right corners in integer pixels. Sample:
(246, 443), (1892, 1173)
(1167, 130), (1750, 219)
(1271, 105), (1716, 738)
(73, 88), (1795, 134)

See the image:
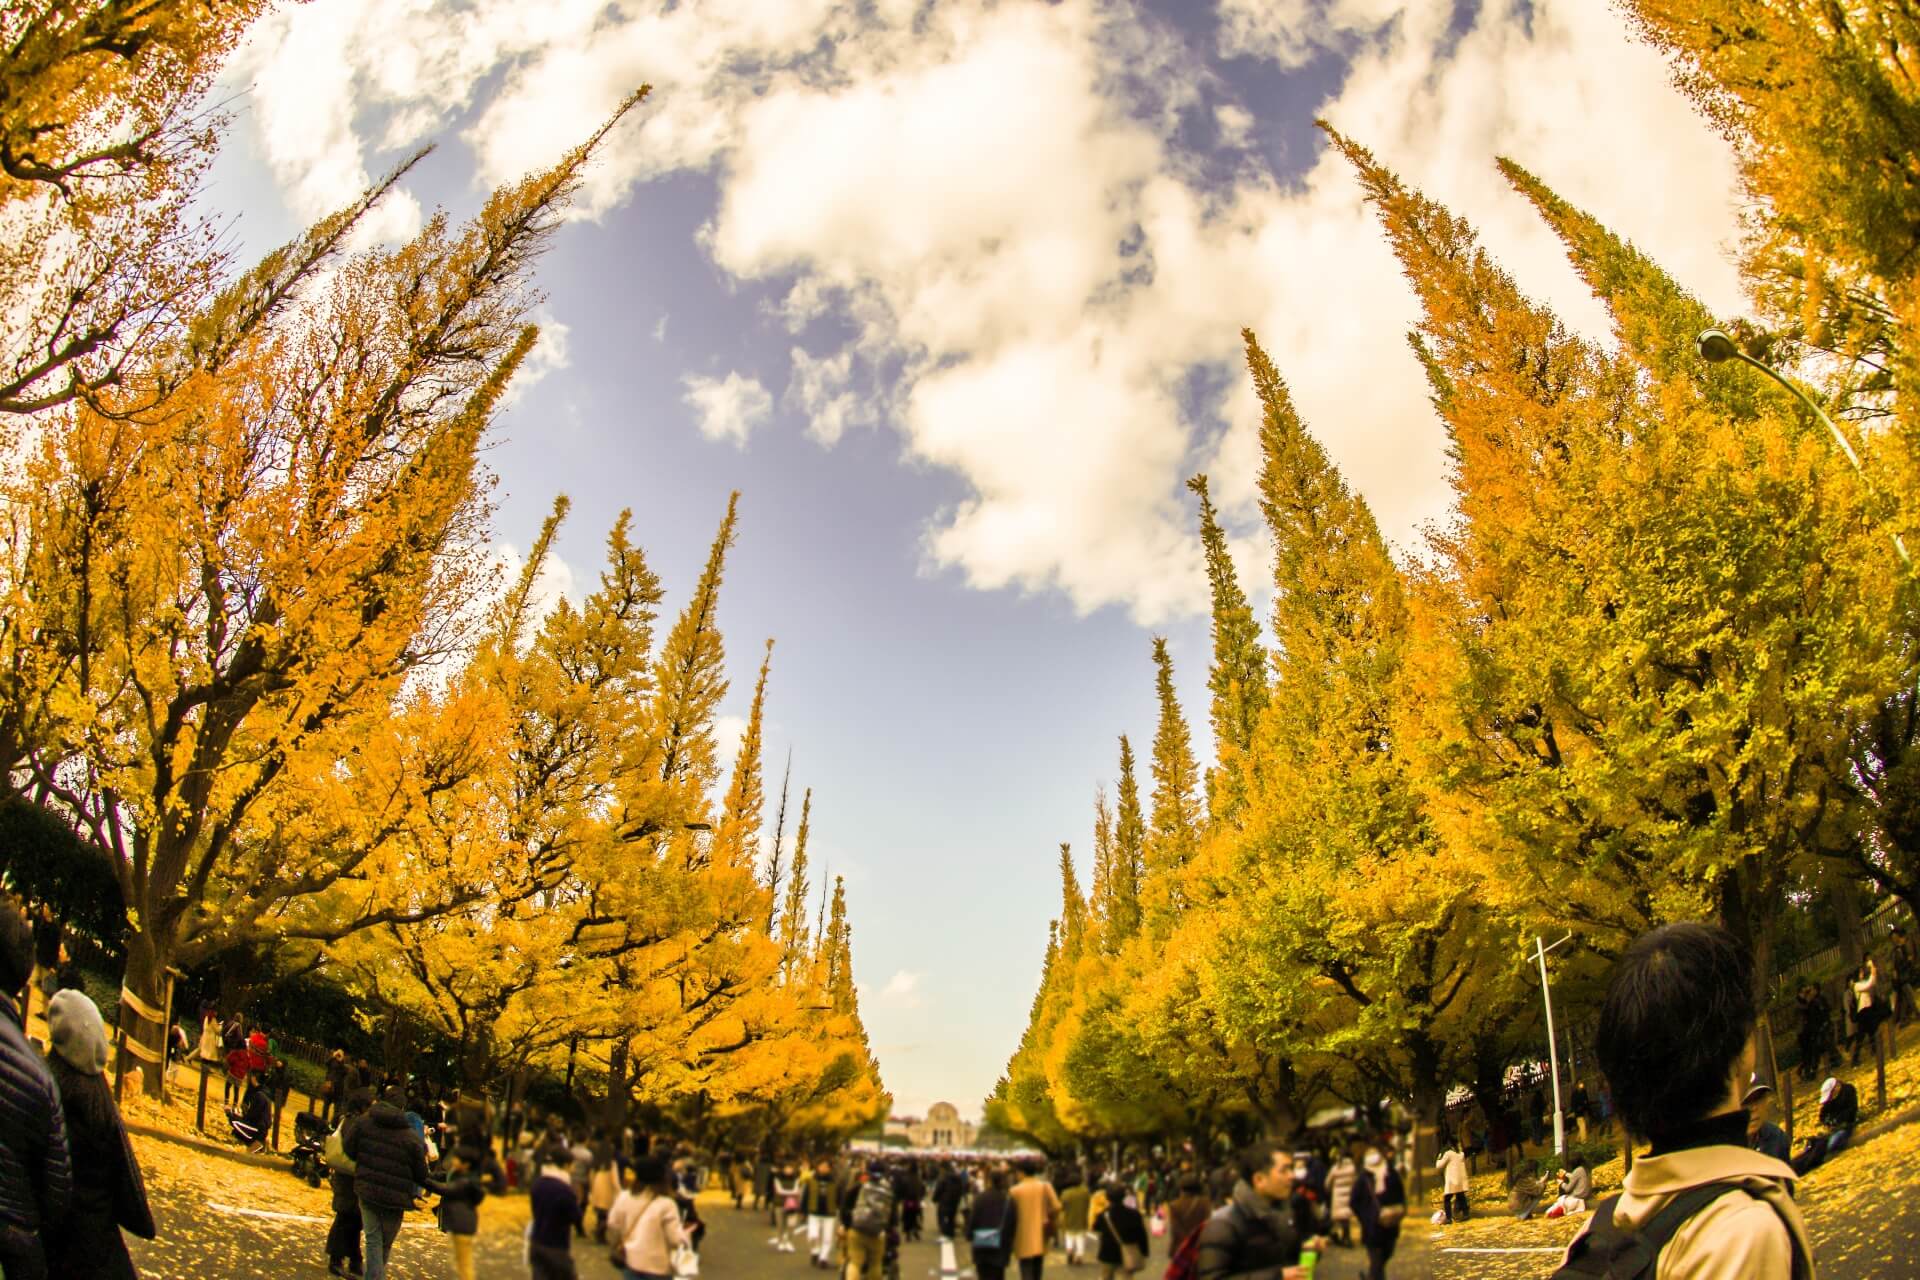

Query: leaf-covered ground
(1422, 1024), (1920, 1278)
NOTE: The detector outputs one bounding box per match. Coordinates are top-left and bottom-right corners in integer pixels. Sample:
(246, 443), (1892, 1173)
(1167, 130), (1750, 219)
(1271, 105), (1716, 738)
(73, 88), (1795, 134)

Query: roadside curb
(127, 1120), (290, 1173)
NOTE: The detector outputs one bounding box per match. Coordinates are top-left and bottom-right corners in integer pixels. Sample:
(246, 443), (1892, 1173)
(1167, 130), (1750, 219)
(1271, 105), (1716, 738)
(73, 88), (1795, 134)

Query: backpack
(1553, 1183), (1808, 1279)
(1161, 1222), (1206, 1280)
(852, 1179), (895, 1235)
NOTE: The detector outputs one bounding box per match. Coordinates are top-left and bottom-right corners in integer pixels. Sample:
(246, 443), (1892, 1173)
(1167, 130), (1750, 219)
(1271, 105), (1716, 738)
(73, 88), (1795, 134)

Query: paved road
(127, 1187), (1439, 1280)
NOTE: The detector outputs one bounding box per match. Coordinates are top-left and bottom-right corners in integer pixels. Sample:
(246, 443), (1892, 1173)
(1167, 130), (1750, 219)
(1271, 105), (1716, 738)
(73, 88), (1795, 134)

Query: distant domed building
(884, 1101), (978, 1150)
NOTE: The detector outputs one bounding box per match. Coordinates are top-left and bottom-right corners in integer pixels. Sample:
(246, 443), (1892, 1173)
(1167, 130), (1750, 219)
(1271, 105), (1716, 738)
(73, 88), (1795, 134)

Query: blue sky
(212, 0), (1750, 1120)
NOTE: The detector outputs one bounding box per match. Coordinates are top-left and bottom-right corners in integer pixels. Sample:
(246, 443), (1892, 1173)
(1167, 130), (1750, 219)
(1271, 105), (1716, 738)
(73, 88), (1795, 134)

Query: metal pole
(1535, 935), (1571, 1157)
(1697, 330), (1912, 570)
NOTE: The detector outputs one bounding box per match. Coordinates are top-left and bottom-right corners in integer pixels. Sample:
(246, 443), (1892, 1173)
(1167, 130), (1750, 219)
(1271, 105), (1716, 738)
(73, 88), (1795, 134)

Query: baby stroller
(290, 1111), (330, 1186)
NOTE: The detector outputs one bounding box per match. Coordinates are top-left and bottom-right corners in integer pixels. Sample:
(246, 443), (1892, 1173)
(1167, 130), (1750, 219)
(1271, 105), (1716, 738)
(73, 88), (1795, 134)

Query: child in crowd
(429, 1146), (488, 1280)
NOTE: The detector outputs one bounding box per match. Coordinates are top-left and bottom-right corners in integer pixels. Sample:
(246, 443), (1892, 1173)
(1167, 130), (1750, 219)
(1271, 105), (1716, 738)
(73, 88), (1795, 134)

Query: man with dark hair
(528, 1139), (584, 1279)
(1006, 1159), (1061, 1280)
(344, 1085), (430, 1280)
(842, 1159), (899, 1280)
(0, 896), (70, 1278)
(1194, 1142), (1318, 1280)
(1562, 922), (1812, 1277)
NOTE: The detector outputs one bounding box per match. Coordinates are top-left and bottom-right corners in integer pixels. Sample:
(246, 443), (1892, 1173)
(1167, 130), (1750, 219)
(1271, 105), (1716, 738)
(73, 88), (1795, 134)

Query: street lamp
(1531, 933), (1573, 1158)
(1696, 329), (1912, 569)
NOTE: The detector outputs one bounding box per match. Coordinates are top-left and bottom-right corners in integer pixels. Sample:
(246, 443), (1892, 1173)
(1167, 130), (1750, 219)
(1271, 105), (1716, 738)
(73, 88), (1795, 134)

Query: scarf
(1363, 1153), (1387, 1194)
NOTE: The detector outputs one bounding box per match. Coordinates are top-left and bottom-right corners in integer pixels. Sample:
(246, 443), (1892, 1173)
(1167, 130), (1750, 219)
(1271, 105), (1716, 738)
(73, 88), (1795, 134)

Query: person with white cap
(43, 987), (155, 1279)
(1790, 1076), (1858, 1176)
(1743, 1077), (1790, 1163)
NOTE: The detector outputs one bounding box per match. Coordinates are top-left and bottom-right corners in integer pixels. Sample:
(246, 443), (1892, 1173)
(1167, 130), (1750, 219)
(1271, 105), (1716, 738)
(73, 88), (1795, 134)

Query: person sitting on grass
(1744, 1078), (1790, 1163)
(1507, 1160), (1546, 1222)
(1541, 1155), (1590, 1218)
(1790, 1076), (1859, 1176)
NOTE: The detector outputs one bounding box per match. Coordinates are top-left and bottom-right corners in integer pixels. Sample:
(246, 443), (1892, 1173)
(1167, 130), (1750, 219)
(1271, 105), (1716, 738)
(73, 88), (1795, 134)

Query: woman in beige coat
(608, 1157), (690, 1279)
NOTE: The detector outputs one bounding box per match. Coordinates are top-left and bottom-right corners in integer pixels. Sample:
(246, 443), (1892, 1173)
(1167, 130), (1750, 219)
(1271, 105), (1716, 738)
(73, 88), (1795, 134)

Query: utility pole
(1533, 934), (1573, 1157)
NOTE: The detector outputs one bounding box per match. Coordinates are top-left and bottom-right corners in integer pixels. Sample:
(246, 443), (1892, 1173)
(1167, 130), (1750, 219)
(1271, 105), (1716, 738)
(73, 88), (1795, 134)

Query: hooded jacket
(0, 991), (69, 1249)
(343, 1102), (428, 1212)
(1194, 1181), (1305, 1280)
(1561, 1143), (1813, 1280)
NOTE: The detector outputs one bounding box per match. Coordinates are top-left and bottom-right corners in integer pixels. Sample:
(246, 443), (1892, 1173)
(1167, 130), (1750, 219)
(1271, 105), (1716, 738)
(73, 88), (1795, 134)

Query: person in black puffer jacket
(43, 989), (155, 1280)
(0, 896), (71, 1279)
(343, 1086), (428, 1280)
(1195, 1143), (1320, 1280)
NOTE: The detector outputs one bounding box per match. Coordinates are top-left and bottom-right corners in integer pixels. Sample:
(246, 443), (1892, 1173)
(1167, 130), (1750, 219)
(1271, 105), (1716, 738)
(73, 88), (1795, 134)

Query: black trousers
(0, 1240), (47, 1280)
(1020, 1257), (1045, 1280)
(327, 1202), (363, 1270)
(1363, 1227), (1399, 1280)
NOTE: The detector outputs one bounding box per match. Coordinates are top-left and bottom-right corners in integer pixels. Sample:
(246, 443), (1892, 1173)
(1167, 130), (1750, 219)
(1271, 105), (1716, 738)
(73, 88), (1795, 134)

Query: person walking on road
(967, 1167), (1015, 1280)
(1008, 1160), (1062, 1280)
(42, 989), (153, 1280)
(841, 1161), (898, 1280)
(0, 897), (69, 1280)
(1163, 1174), (1212, 1255)
(608, 1156), (689, 1280)
(343, 1085), (430, 1280)
(1194, 1142), (1319, 1280)
(1093, 1181), (1149, 1280)
(1058, 1171), (1091, 1266)
(528, 1140), (585, 1279)
(325, 1089), (371, 1277)
(1349, 1148), (1404, 1280)
(427, 1145), (487, 1280)
(771, 1161), (803, 1253)
(1324, 1156), (1356, 1247)
(1561, 922), (1813, 1277)
(935, 1163), (968, 1242)
(804, 1157), (840, 1268)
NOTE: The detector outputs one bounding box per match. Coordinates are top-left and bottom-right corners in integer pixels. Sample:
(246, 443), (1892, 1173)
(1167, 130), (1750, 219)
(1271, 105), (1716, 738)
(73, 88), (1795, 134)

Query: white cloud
(232, 0), (1745, 622)
(652, 314), (669, 342)
(714, 714), (749, 783)
(501, 308), (571, 407)
(482, 540), (582, 648)
(1215, 102), (1256, 149)
(878, 970), (924, 1009)
(1215, 0), (1408, 67)
(682, 371), (774, 447)
(787, 346), (878, 446)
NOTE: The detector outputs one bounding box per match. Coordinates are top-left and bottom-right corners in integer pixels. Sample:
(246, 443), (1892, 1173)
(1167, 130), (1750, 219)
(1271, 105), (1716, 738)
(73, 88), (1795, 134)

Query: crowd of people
(0, 870), (1908, 1280)
(726, 1138), (1412, 1280)
(316, 1091), (715, 1280)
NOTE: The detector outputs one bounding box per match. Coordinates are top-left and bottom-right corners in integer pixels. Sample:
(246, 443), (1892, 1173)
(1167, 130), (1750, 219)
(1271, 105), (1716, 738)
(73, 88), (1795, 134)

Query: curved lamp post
(1696, 329), (1912, 569)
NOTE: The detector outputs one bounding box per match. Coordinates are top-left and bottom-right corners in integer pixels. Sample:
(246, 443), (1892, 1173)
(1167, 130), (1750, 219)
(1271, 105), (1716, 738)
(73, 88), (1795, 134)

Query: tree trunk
(601, 1038), (632, 1130)
(460, 1021), (495, 1092)
(1832, 873), (1867, 972)
(119, 934), (174, 1100)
